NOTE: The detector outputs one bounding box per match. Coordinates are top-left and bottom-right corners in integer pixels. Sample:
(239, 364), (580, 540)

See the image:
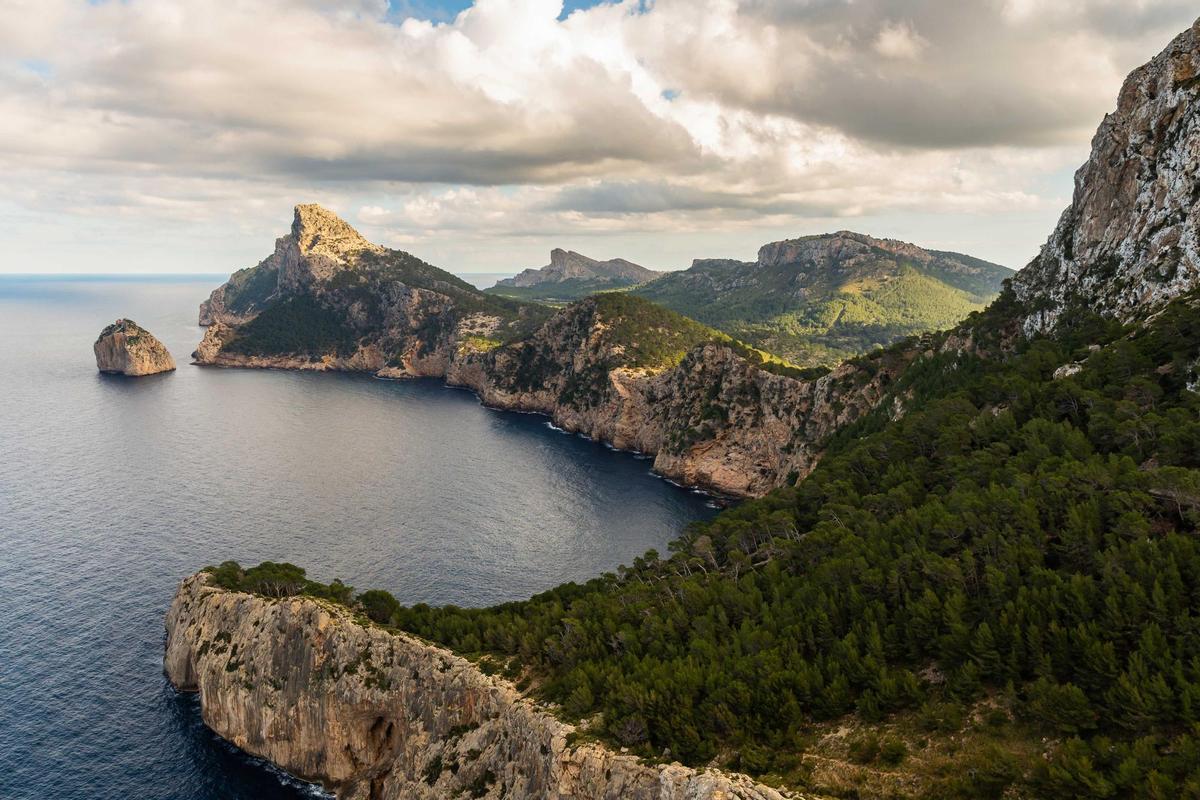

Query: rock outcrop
(165, 573), (790, 800)
(93, 319), (176, 376)
(446, 305), (928, 497)
(199, 204), (385, 326)
(1012, 19), (1200, 334)
(493, 249), (657, 289)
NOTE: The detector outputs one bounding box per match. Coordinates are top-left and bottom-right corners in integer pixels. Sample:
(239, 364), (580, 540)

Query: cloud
(629, 0), (1197, 149)
(0, 0), (1195, 273)
(874, 20), (929, 60)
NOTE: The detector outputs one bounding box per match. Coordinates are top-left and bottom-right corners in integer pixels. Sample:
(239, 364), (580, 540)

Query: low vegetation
(485, 276), (644, 304)
(222, 296), (361, 357)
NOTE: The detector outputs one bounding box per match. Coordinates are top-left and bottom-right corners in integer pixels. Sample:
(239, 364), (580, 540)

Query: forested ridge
(630, 238), (1010, 368)
(213, 287), (1200, 797)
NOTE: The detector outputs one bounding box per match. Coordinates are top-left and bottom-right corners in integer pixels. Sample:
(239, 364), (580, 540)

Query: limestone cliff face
(93, 319), (176, 376)
(199, 205), (384, 326)
(448, 325), (917, 498)
(644, 344), (917, 496)
(1012, 18), (1200, 334)
(164, 573), (790, 800)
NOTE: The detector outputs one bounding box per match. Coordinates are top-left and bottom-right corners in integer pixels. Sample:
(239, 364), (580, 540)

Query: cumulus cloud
(0, 0), (1195, 273)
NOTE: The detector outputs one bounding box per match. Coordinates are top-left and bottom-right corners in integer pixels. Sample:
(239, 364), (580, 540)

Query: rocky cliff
(1011, 19), (1200, 334)
(448, 323), (926, 497)
(164, 573), (790, 800)
(94, 319), (176, 376)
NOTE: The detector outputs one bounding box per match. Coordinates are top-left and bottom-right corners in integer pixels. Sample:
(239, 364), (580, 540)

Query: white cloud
(0, 0), (1195, 274)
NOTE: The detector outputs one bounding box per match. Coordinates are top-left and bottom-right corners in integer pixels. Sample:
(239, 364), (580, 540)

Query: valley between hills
(166, 17), (1200, 800)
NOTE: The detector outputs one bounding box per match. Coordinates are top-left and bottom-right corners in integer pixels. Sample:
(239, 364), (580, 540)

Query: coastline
(164, 572), (791, 800)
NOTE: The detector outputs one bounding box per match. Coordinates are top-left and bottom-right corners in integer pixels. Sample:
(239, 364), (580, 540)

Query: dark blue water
(0, 276), (715, 800)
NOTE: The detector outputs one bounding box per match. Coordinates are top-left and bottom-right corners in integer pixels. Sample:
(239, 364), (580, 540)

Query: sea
(0, 275), (715, 799)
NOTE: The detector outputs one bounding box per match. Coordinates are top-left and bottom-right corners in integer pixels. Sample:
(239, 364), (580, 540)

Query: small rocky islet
(93, 318), (175, 376)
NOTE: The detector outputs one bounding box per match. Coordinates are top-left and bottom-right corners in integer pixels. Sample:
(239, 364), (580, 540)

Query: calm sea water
(0, 276), (715, 800)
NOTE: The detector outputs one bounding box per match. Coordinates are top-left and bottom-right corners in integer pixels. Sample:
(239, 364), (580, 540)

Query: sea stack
(94, 319), (176, 376)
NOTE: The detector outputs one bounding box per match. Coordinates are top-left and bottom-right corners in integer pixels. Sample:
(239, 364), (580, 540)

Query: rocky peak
(1011, 18), (1200, 335)
(291, 203), (379, 261)
(278, 203), (383, 293)
(94, 318), (176, 376)
(757, 231), (932, 269)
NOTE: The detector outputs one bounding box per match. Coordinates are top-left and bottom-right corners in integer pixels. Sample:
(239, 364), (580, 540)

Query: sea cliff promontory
(191, 206), (930, 497)
(164, 572), (789, 800)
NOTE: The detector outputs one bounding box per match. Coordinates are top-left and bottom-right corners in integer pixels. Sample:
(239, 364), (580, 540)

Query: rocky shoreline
(164, 573), (793, 800)
(193, 319), (913, 499)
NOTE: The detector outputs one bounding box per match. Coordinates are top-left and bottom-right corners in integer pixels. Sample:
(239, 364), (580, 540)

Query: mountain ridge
(487, 249), (660, 302)
(495, 248), (657, 288)
(632, 230), (1011, 366)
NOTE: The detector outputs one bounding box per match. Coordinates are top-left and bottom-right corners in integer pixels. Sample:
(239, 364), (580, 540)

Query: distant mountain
(487, 249), (659, 302)
(632, 231), (1011, 366)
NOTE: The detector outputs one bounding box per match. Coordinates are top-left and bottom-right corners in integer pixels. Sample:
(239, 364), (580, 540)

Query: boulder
(94, 319), (176, 376)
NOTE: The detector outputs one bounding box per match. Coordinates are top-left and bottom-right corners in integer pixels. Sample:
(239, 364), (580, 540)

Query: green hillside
(220, 247), (551, 357)
(632, 233), (1011, 367)
(486, 275), (645, 304)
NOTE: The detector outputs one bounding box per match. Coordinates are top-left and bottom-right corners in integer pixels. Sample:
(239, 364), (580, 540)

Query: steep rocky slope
(449, 297), (934, 497)
(165, 572), (790, 800)
(93, 319), (175, 376)
(1012, 19), (1200, 334)
(488, 249), (658, 301)
(632, 232), (1010, 366)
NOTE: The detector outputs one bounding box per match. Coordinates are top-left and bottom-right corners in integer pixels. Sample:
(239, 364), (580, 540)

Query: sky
(0, 1), (1197, 277)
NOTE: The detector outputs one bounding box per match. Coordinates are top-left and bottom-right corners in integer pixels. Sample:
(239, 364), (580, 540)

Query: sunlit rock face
(93, 319), (175, 376)
(1012, 19), (1200, 335)
(164, 573), (787, 800)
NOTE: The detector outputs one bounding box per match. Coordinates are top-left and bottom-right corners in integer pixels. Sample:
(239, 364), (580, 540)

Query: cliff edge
(164, 572), (791, 800)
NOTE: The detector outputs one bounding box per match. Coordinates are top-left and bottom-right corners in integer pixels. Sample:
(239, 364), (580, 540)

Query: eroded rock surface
(1012, 19), (1200, 334)
(164, 573), (791, 800)
(94, 319), (175, 376)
